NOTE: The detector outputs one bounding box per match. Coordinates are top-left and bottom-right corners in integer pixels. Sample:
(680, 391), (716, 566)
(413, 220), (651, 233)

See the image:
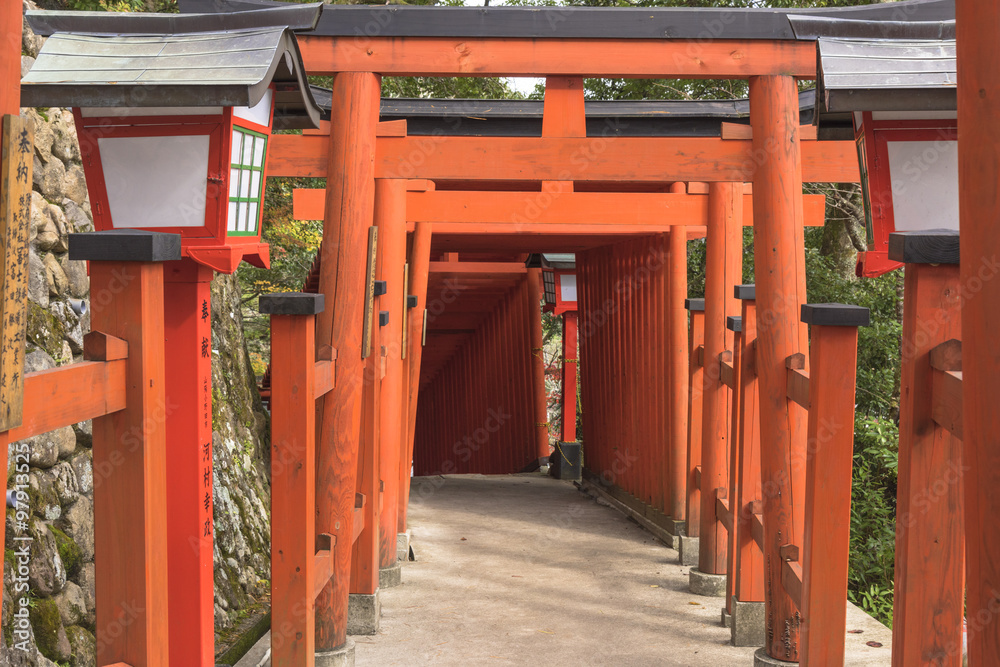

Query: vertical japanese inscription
(0, 115), (33, 432)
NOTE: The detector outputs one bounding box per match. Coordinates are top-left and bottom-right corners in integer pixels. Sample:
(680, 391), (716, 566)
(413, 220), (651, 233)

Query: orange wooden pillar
(749, 74), (809, 663)
(729, 286), (766, 646)
(723, 312), (744, 618)
(527, 267), (550, 460)
(377, 179), (406, 579)
(400, 220), (432, 533)
(697, 181), (742, 584)
(668, 221), (689, 524)
(163, 259), (215, 667)
(561, 311), (579, 443)
(956, 5), (1000, 662)
(684, 297), (705, 555)
(889, 233), (963, 667)
(315, 70), (380, 655)
(350, 249), (382, 622)
(265, 292), (328, 667)
(75, 230), (176, 667)
(799, 304), (869, 666)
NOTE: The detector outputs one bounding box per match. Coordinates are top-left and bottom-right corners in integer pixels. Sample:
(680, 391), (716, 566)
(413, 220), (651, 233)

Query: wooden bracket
(751, 512), (765, 551)
(930, 338), (962, 372)
(779, 544), (800, 562)
(716, 488), (732, 531)
(82, 331), (128, 362)
(787, 361), (810, 409)
(313, 533), (334, 600)
(782, 559), (804, 608)
(352, 493), (366, 543)
(696, 344), (705, 368)
(785, 352), (806, 370)
(694, 465), (702, 488)
(314, 359), (335, 399)
(720, 350), (735, 389)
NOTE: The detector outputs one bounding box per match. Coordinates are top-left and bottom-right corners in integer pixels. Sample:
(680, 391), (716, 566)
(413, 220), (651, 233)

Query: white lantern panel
(560, 274), (578, 302)
(98, 134), (208, 228)
(233, 89), (273, 128)
(252, 137), (266, 169)
(238, 169), (251, 199)
(887, 140), (960, 231)
(241, 135), (255, 167)
(229, 168), (241, 199)
(228, 201), (239, 232)
(230, 130), (243, 164)
(249, 171), (262, 200)
(237, 202), (248, 232)
(247, 202), (259, 232)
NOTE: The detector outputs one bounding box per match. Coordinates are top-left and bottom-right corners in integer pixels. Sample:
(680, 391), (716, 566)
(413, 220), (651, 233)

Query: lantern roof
(20, 10), (323, 130)
(809, 18), (957, 138)
(525, 254), (576, 270)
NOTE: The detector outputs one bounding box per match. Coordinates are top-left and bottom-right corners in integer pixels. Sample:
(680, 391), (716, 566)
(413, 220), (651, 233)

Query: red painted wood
(527, 268), (550, 459)
(270, 134), (860, 183)
(733, 299), (764, 604)
(90, 261), (170, 667)
(699, 181), (742, 575)
(376, 179), (406, 570)
(668, 186), (689, 522)
(800, 323), (861, 666)
(561, 311), (579, 443)
(749, 75), (809, 662)
(891, 263), (964, 667)
(725, 322), (744, 614)
(352, 283), (380, 596)
(315, 71), (380, 652)
(163, 259), (215, 667)
(400, 221), (432, 530)
(956, 2), (1000, 661)
(686, 307), (705, 537)
(299, 35), (818, 78)
(1, 1), (20, 117)
(270, 310), (319, 666)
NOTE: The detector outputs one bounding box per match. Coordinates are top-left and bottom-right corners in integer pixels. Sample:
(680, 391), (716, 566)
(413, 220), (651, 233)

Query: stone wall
(2, 4), (272, 664)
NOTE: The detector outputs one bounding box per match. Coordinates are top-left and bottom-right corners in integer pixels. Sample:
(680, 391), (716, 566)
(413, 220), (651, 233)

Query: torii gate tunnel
(2, 0), (1000, 665)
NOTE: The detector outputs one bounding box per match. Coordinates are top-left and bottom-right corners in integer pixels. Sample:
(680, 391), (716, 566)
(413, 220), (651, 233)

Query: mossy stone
(50, 526), (81, 579)
(30, 597), (62, 660)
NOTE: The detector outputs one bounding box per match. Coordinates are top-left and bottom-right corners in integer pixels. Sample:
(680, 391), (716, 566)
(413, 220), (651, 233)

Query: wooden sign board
(0, 115), (33, 432)
(362, 226), (378, 359)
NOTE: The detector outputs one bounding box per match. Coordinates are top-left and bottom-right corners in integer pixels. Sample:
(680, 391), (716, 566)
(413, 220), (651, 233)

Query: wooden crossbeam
(696, 345), (705, 368)
(751, 512), (764, 551)
(315, 359), (335, 399)
(719, 351), (735, 390)
(931, 340), (963, 440)
(298, 36), (817, 79)
(716, 489), (732, 532)
(270, 135), (860, 183)
(292, 188), (829, 228)
(352, 493), (366, 544)
(785, 353), (810, 409)
(782, 558), (803, 609)
(428, 261), (528, 276)
(0, 360), (126, 447)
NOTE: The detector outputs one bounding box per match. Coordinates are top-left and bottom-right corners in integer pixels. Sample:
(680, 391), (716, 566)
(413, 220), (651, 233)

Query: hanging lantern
(526, 254), (577, 315)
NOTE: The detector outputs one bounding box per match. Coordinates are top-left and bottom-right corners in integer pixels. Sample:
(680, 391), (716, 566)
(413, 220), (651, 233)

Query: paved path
(355, 474), (892, 666)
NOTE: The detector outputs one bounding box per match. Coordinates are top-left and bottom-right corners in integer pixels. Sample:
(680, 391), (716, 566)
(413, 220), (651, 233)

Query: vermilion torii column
(749, 74), (809, 664)
(692, 181), (742, 597)
(667, 184), (690, 528)
(315, 71), (380, 661)
(957, 2), (1000, 662)
(376, 179), (406, 587)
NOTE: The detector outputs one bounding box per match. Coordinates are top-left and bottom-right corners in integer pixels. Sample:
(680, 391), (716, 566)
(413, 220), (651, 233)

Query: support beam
(315, 71), (380, 653)
(956, 3), (1000, 661)
(298, 35), (817, 79)
(699, 182), (742, 577)
(163, 259), (215, 667)
(750, 74), (808, 663)
(293, 188), (829, 228)
(561, 311), (579, 443)
(82, 232), (178, 667)
(400, 221), (433, 532)
(891, 253), (964, 667)
(270, 135), (860, 183)
(377, 180), (406, 573)
(667, 193), (689, 521)
(685, 299), (705, 537)
(527, 268), (549, 459)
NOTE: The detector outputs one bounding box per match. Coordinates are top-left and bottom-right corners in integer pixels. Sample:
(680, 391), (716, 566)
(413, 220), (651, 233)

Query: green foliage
(50, 526), (82, 579)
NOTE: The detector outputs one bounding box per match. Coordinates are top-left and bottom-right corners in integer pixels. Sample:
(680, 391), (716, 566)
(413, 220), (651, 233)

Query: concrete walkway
(356, 473), (892, 666)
